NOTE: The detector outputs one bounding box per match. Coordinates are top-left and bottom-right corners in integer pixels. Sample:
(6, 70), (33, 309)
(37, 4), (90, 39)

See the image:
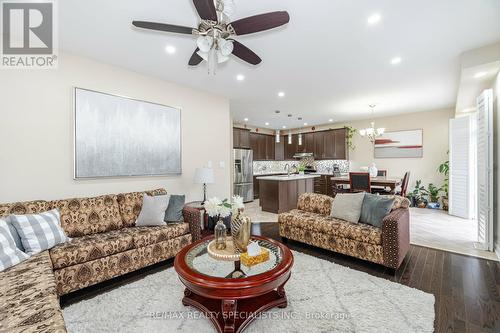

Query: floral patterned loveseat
(278, 193), (410, 269)
(0, 188), (200, 333)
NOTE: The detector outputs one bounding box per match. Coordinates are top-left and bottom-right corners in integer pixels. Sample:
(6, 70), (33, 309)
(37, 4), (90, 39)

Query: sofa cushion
(117, 189), (167, 227)
(0, 200), (49, 218)
(360, 194), (395, 228)
(49, 195), (123, 237)
(330, 192), (365, 223)
(0, 251), (67, 333)
(126, 223), (190, 248)
(279, 209), (382, 245)
(49, 229), (134, 269)
(297, 193), (334, 216)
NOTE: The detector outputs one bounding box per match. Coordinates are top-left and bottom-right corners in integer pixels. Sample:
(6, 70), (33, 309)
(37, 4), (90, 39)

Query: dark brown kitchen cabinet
(314, 131), (325, 159)
(304, 132), (315, 154)
(334, 128), (347, 160)
(284, 134), (298, 160)
(250, 133), (276, 160)
(233, 128), (250, 149)
(275, 137), (284, 160)
(323, 130), (336, 159)
(314, 175), (335, 196)
(253, 175), (260, 199)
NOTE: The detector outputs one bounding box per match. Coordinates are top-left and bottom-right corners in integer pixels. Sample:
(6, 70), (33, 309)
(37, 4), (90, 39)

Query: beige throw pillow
(330, 192), (365, 223)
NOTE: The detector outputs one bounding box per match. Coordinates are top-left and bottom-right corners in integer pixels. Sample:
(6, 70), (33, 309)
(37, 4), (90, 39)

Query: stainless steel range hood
(293, 152), (314, 159)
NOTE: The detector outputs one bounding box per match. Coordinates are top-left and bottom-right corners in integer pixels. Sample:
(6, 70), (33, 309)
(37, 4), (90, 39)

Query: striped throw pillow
(10, 209), (70, 255)
(0, 218), (29, 272)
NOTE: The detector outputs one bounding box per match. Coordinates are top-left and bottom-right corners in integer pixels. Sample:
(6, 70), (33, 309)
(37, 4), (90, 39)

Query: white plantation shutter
(449, 115), (474, 219)
(476, 89), (494, 251)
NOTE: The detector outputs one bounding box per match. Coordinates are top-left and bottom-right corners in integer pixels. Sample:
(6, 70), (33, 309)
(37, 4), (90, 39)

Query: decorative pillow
(330, 192), (365, 223)
(10, 209), (70, 255)
(117, 188), (167, 227)
(0, 218), (29, 272)
(387, 195), (410, 211)
(360, 194), (395, 228)
(164, 194), (185, 223)
(135, 195), (169, 227)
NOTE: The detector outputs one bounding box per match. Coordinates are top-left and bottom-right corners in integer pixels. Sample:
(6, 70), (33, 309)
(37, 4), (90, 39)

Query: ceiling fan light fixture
(218, 38), (234, 56)
(197, 35), (213, 53)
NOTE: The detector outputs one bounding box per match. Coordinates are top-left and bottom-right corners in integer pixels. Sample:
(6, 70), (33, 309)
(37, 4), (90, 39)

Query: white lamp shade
(194, 167), (214, 184)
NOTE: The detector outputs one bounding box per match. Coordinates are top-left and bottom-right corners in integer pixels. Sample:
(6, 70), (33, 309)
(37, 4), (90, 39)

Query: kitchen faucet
(284, 163), (290, 176)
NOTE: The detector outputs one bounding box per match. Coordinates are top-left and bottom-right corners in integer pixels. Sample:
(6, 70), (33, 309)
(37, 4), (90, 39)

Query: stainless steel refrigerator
(233, 149), (253, 202)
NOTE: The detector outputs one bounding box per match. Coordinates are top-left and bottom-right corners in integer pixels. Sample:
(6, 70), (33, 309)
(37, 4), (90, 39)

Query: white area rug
(62, 251), (434, 333)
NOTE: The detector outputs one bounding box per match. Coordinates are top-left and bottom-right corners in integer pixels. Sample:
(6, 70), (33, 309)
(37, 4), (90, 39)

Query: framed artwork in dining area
(374, 129), (423, 158)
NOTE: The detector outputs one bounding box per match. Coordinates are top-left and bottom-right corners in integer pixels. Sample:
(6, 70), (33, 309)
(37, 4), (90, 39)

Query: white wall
(0, 53), (231, 202)
(295, 108), (453, 190)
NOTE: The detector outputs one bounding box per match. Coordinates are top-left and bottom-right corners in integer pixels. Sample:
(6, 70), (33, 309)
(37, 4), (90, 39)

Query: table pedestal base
(182, 286), (288, 333)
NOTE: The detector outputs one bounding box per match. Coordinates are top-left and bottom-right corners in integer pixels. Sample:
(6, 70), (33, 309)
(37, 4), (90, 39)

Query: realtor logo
(1, 0), (58, 68)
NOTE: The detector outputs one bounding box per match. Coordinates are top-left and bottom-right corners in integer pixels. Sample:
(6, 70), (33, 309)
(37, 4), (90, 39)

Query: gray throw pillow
(0, 218), (29, 272)
(360, 194), (395, 228)
(135, 195), (169, 227)
(330, 192), (365, 223)
(164, 194), (185, 223)
(10, 209), (70, 256)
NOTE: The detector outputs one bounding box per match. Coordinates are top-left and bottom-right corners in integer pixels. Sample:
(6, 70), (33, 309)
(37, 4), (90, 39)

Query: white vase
(369, 163), (378, 177)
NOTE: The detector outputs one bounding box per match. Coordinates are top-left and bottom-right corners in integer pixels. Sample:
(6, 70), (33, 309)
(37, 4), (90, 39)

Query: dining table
(330, 175), (403, 194)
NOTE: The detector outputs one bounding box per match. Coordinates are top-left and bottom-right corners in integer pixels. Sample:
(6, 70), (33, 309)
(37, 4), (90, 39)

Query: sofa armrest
(381, 208), (410, 269)
(182, 206), (202, 242)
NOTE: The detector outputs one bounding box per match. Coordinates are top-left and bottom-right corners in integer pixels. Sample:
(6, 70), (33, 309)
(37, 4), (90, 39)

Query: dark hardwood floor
(61, 223), (500, 333)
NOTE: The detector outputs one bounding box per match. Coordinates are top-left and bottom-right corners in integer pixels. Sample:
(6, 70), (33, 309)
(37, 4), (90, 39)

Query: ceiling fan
(132, 0), (290, 72)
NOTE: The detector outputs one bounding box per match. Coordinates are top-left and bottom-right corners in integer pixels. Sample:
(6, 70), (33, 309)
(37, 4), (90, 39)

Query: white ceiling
(60, 0), (500, 129)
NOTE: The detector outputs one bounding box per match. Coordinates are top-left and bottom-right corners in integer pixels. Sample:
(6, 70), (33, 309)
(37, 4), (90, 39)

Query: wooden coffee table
(174, 235), (294, 333)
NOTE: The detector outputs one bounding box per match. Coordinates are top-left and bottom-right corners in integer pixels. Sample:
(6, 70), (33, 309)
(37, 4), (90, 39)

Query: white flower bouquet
(204, 195), (245, 220)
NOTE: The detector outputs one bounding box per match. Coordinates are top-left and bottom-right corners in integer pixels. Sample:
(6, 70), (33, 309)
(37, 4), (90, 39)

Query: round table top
(174, 235), (294, 298)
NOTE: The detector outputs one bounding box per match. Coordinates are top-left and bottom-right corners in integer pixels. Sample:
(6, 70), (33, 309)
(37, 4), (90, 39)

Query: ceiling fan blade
(229, 11), (290, 35)
(193, 0), (218, 21)
(188, 48), (204, 66)
(132, 21), (194, 35)
(231, 40), (262, 65)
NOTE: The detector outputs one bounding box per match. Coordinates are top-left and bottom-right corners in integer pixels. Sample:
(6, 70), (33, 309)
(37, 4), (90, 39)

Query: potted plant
(344, 126), (357, 151)
(408, 180), (427, 208)
(437, 158), (449, 211)
(298, 165), (306, 175)
(422, 183), (442, 209)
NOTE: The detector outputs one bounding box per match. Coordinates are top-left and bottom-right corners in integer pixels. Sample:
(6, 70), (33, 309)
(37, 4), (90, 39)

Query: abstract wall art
(74, 88), (181, 178)
(374, 129), (423, 158)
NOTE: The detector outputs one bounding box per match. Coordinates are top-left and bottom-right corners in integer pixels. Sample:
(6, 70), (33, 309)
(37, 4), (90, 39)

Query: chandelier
(359, 104), (385, 143)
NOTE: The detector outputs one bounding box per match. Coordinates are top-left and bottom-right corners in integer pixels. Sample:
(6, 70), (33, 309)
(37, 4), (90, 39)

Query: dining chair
(349, 172), (371, 193)
(399, 171), (410, 197)
(377, 170), (387, 177)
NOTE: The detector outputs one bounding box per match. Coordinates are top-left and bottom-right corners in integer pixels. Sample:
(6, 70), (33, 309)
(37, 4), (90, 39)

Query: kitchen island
(256, 174), (321, 213)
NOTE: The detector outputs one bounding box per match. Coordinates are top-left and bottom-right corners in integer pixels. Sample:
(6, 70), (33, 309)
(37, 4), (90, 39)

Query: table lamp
(194, 167), (214, 203)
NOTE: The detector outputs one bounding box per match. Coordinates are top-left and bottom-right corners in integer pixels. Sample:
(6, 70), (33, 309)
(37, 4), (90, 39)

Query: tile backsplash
(253, 159), (350, 175)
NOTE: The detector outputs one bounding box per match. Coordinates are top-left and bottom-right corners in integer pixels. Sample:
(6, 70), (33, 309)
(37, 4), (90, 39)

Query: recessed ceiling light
(278, 91), (285, 98)
(303, 122), (308, 126)
(329, 119), (333, 122)
(275, 110), (281, 114)
(474, 72), (487, 79)
(165, 45), (176, 54)
(391, 57), (402, 65)
(236, 74), (245, 81)
(367, 13), (381, 25)
(265, 122), (270, 126)
(244, 118), (249, 122)
(282, 125), (287, 129)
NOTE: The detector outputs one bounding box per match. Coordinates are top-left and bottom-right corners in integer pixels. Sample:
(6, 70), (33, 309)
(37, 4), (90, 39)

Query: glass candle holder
(214, 219), (227, 250)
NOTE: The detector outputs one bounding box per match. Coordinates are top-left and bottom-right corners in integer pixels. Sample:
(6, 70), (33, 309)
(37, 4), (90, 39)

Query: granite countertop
(256, 174), (321, 181)
(253, 171), (287, 176)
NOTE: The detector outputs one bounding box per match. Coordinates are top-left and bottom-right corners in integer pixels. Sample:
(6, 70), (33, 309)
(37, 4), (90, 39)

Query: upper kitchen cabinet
(233, 128), (250, 149)
(250, 133), (276, 160)
(313, 129), (348, 160)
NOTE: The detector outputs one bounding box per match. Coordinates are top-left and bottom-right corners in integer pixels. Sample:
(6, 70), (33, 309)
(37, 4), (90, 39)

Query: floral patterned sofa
(0, 188), (200, 333)
(278, 193), (410, 269)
